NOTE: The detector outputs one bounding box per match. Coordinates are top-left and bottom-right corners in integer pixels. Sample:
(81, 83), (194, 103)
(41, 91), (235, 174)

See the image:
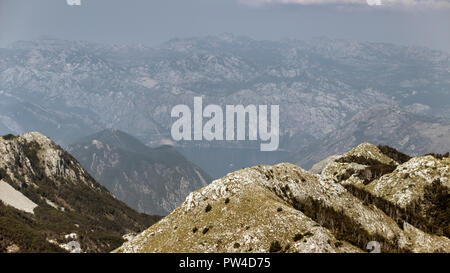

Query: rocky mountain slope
(68, 129), (211, 215)
(0, 132), (160, 253)
(0, 36), (449, 177)
(293, 105), (450, 169)
(115, 143), (449, 253)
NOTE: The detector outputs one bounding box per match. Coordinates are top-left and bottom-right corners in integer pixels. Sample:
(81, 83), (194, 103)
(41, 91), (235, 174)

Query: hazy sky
(0, 0), (449, 52)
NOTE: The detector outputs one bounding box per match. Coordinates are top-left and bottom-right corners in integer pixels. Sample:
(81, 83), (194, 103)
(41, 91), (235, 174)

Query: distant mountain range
(68, 129), (211, 215)
(0, 35), (449, 177)
(0, 132), (160, 253)
(115, 143), (450, 253)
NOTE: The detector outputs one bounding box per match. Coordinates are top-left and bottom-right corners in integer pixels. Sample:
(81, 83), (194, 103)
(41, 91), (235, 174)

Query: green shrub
(1, 134), (16, 141)
(425, 152), (450, 160)
(202, 227), (210, 234)
(293, 233), (303, 242)
(377, 145), (411, 164)
(269, 241), (282, 253)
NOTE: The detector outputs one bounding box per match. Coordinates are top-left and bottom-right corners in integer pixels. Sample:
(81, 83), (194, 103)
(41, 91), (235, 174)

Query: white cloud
(240, 0), (450, 8)
(367, 0), (382, 5)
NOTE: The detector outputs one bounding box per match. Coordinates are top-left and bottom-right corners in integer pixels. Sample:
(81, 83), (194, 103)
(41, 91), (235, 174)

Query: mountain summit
(115, 143), (449, 253)
(0, 132), (159, 253)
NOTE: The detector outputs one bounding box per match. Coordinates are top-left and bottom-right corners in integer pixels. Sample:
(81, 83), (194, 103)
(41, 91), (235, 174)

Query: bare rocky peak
(0, 132), (97, 190)
(321, 143), (449, 238)
(321, 143), (449, 202)
(115, 163), (361, 253)
(342, 142), (399, 165)
(0, 132), (160, 253)
(115, 144), (450, 253)
(368, 156), (449, 208)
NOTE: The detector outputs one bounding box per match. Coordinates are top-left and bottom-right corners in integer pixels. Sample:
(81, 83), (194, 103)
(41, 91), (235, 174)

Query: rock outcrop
(322, 143), (449, 238)
(115, 143), (450, 253)
(0, 132), (160, 253)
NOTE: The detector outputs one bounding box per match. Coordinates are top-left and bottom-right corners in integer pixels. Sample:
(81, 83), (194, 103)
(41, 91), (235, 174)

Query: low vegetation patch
(336, 155), (388, 166)
(377, 145), (411, 164)
(424, 152), (450, 160)
(202, 227), (210, 234)
(292, 195), (406, 253)
(345, 182), (449, 237)
(1, 134), (16, 141)
(293, 233), (303, 242)
(269, 241), (282, 253)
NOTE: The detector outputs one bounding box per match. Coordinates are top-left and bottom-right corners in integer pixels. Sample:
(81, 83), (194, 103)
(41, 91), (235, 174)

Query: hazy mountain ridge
(0, 132), (160, 253)
(1, 35), (449, 178)
(68, 129), (211, 215)
(1, 36), (448, 144)
(115, 143), (450, 253)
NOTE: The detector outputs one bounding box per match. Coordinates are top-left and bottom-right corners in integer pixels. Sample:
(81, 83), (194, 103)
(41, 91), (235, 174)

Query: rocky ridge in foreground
(115, 143), (449, 253)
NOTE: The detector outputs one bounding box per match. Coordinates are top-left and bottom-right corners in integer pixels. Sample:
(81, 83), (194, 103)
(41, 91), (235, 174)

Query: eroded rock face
(115, 145), (450, 253)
